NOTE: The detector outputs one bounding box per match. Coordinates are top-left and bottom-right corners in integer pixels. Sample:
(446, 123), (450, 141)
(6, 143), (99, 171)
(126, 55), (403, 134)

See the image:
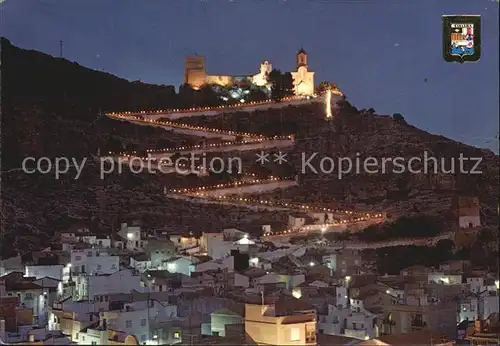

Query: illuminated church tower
(291, 48), (315, 96)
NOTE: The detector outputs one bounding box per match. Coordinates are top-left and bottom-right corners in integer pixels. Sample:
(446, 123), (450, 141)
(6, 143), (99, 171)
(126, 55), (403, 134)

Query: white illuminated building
(25, 264), (64, 281)
(164, 256), (195, 276)
(291, 48), (315, 96)
(70, 248), (119, 276)
(73, 269), (143, 300)
(251, 60), (272, 87)
(118, 222), (147, 251)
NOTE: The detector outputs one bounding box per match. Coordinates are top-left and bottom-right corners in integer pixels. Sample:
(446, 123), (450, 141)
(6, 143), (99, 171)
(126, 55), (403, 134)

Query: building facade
(184, 49), (315, 96)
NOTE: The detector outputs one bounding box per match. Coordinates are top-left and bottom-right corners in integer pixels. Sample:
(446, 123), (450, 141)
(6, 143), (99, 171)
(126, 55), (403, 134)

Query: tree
(435, 239), (455, 262)
(268, 69), (295, 101)
(247, 87), (269, 102)
(336, 99), (358, 114)
(177, 84), (196, 108)
(196, 85), (223, 107)
(317, 81), (338, 94)
(282, 72), (294, 97)
(268, 69), (283, 101)
(393, 113), (406, 123)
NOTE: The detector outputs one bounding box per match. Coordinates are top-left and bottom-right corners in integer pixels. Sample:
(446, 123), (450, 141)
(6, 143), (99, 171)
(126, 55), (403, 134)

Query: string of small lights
(261, 216), (382, 237)
(171, 176), (294, 193)
(108, 113), (297, 140)
(105, 94), (332, 117)
(168, 182), (384, 223)
(108, 136), (294, 157)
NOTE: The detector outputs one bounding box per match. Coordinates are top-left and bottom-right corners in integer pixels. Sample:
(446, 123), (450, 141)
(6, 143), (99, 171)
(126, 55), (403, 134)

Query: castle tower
(252, 60), (273, 87)
(297, 48), (308, 68)
(184, 54), (207, 90)
(291, 48), (314, 96)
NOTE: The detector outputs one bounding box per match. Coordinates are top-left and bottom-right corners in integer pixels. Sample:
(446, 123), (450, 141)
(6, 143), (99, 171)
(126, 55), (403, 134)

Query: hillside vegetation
(0, 38), (288, 258)
(1, 38), (498, 259)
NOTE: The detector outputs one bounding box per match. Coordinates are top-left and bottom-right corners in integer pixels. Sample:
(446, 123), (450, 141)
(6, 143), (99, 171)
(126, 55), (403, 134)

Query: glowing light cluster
(106, 95), (312, 117)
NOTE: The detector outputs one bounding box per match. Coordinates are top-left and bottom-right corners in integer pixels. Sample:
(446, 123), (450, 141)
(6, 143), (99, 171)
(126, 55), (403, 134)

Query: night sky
(1, 0), (498, 151)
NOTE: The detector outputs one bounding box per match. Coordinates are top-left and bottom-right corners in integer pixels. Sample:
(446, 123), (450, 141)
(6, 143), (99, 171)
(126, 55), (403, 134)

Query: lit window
(290, 328), (300, 341)
(173, 332), (180, 339)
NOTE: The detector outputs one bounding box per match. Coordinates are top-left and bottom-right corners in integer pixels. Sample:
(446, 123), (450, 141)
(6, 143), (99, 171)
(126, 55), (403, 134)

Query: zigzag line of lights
(108, 136), (293, 157)
(171, 188), (383, 219)
(108, 114), (295, 140)
(106, 95), (322, 117)
(121, 159), (204, 171)
(171, 176), (294, 193)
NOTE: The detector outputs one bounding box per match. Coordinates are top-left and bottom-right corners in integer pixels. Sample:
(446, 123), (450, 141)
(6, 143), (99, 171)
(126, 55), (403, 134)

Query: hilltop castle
(184, 48), (315, 96)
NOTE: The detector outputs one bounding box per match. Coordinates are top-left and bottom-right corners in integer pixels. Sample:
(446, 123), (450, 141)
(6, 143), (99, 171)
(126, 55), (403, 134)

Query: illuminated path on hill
(106, 90), (386, 237)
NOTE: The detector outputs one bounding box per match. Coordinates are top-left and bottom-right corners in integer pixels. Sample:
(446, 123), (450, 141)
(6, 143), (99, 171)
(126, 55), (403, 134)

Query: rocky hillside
(0, 37), (202, 168)
(1, 38), (497, 258)
(290, 104), (499, 224)
(0, 38), (289, 258)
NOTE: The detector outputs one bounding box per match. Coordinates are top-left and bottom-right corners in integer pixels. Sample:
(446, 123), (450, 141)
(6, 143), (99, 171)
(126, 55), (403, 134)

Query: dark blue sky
(1, 0), (498, 151)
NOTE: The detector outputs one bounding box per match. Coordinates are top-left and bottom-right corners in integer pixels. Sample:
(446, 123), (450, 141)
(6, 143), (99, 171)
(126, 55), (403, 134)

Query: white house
(70, 248), (119, 276)
(73, 269), (143, 300)
(308, 212), (335, 225)
(455, 197), (481, 229)
(118, 223), (147, 252)
(164, 257), (195, 277)
(288, 215), (306, 229)
(479, 292), (499, 319)
(200, 233), (233, 260)
(25, 264), (64, 281)
(170, 235), (198, 250)
(343, 308), (379, 340)
(222, 228), (247, 241)
(318, 304), (378, 340)
(194, 256), (234, 274)
(130, 253), (151, 273)
(233, 272), (250, 288)
(248, 257), (272, 271)
(428, 272), (462, 285)
(458, 295), (478, 322)
(76, 234), (112, 248)
(254, 273), (305, 290)
(232, 236), (255, 254)
(99, 299), (177, 345)
(467, 276), (484, 294)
